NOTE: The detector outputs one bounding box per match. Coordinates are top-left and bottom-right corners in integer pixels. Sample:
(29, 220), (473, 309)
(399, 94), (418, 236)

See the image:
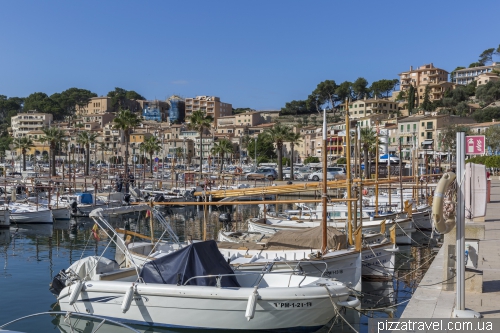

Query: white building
(11, 111), (53, 138)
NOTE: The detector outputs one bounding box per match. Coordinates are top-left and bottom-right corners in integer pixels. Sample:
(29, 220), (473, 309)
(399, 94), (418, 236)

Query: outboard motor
(70, 200), (78, 214)
(219, 212), (232, 232)
(49, 270), (69, 296)
(153, 194), (165, 202)
(124, 194), (131, 205)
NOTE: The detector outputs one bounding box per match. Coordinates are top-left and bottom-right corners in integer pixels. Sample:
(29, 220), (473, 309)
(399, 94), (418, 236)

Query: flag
(146, 210), (151, 218)
(92, 223), (100, 241)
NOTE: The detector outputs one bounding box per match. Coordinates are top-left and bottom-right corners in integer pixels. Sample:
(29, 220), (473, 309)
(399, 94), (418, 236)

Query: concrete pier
(401, 179), (500, 318)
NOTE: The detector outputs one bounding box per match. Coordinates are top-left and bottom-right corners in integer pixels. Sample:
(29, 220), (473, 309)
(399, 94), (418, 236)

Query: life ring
(432, 172), (456, 234)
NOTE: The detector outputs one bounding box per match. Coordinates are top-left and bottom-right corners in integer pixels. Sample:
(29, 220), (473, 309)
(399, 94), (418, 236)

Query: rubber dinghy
(51, 240), (359, 331)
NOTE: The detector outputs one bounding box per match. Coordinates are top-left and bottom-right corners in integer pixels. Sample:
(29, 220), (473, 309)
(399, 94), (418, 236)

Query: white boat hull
(51, 207), (71, 220)
(412, 210), (432, 230)
(58, 278), (349, 331)
(10, 207), (53, 224)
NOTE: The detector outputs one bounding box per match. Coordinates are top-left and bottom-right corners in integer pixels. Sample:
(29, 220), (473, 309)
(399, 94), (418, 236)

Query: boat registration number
(273, 302), (312, 308)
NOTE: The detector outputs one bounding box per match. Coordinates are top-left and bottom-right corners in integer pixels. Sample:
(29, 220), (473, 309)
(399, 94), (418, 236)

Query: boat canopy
(265, 227), (347, 251)
(140, 240), (240, 288)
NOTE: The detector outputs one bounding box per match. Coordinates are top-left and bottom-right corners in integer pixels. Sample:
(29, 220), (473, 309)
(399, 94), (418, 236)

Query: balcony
(428, 72), (439, 77)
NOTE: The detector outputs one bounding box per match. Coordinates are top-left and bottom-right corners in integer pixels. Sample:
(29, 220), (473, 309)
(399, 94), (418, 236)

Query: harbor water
(0, 205), (439, 332)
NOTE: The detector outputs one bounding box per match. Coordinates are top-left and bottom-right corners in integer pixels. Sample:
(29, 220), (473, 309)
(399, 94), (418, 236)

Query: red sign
(465, 135), (485, 155)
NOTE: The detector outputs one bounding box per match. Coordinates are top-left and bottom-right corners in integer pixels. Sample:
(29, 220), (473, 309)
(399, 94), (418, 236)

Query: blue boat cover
(139, 240), (240, 287)
(77, 193), (93, 204)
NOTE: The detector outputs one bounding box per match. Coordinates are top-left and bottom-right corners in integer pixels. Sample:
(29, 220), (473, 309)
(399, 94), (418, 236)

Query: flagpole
(321, 108), (328, 254)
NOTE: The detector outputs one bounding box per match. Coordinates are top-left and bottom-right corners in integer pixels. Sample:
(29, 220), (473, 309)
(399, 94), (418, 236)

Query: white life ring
(432, 172), (456, 234)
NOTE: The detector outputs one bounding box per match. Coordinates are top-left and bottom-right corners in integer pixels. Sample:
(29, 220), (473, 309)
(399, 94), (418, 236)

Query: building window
(421, 132), (424, 137)
(400, 125), (404, 132)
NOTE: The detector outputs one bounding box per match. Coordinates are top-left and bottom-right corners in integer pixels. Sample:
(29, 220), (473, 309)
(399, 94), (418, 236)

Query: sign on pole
(465, 135), (485, 155)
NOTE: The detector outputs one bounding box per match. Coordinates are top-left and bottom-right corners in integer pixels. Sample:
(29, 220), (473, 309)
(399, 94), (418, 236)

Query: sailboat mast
(321, 109), (328, 254)
(345, 99), (353, 245)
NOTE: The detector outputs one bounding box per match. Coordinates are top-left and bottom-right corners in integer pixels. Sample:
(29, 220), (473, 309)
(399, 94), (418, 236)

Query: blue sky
(1, 0), (499, 110)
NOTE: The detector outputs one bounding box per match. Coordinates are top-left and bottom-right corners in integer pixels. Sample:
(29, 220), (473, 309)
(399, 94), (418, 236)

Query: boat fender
(432, 172), (456, 234)
(68, 280), (84, 306)
(245, 288), (259, 321)
(121, 283), (135, 313)
(336, 296), (361, 308)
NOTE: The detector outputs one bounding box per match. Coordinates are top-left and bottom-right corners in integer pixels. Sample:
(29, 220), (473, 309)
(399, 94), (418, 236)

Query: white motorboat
(50, 205), (360, 331)
(8, 202), (53, 224)
(58, 193), (122, 217)
(218, 227), (396, 284)
(249, 216), (416, 245)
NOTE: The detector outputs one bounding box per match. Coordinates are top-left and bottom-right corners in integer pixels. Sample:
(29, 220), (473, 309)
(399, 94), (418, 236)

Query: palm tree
(264, 123), (293, 180)
(77, 131), (99, 176)
(187, 110), (213, 174)
(40, 127), (66, 176)
(13, 137), (34, 171)
(211, 139), (233, 173)
(287, 132), (302, 180)
(139, 136), (161, 173)
(113, 109), (142, 184)
(360, 127), (377, 179)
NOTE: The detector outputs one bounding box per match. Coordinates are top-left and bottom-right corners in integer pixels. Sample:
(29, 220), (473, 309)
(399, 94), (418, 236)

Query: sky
(1, 0), (499, 110)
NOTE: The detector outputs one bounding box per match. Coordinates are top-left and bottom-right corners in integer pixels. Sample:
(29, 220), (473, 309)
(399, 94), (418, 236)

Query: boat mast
(345, 99), (353, 245)
(321, 108), (328, 254)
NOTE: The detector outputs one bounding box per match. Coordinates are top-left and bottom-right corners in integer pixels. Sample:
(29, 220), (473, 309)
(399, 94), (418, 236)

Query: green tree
(313, 80), (338, 109)
(476, 80), (500, 105)
(280, 100), (314, 115)
(304, 156), (320, 164)
(51, 88), (97, 125)
(421, 85), (432, 111)
(39, 127), (66, 176)
(23, 92), (64, 119)
(247, 133), (277, 163)
(485, 126), (500, 153)
(370, 79), (399, 98)
(479, 48), (496, 65)
(352, 77), (370, 100)
(113, 109), (142, 185)
(139, 136), (161, 173)
(108, 88), (145, 109)
(473, 107), (500, 122)
(287, 132), (302, 180)
(13, 137), (34, 171)
(335, 81), (354, 103)
(187, 110), (213, 174)
(408, 85), (416, 114)
(264, 124), (293, 180)
(360, 128), (377, 179)
(76, 131), (98, 176)
(211, 138), (233, 173)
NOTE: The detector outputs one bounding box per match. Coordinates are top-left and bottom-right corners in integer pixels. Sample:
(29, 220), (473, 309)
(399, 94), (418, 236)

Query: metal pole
(399, 137), (403, 211)
(345, 99), (353, 245)
(321, 109), (328, 253)
(456, 131), (465, 311)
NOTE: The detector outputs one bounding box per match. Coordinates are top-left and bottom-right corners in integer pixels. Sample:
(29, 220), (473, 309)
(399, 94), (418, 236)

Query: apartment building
(476, 72), (500, 86)
(76, 96), (143, 116)
(339, 97), (399, 119)
(453, 63), (500, 85)
(140, 100), (169, 122)
(396, 63), (450, 108)
(184, 96), (232, 123)
(11, 111), (53, 138)
(419, 115), (475, 152)
(165, 139), (194, 163)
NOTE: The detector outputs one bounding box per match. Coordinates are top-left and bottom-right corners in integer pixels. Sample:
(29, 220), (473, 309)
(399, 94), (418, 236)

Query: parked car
(308, 167), (345, 181)
(378, 154), (400, 164)
(245, 168), (278, 180)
